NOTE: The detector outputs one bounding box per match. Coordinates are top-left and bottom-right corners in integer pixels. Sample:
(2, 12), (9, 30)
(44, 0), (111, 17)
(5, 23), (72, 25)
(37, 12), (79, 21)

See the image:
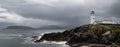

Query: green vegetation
(84, 24), (120, 45)
(100, 24), (120, 32)
(81, 24), (120, 33)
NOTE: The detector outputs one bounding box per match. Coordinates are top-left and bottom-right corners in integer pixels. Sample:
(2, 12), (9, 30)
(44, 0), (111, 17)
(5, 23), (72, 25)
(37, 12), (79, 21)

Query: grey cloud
(109, 0), (120, 17)
(0, 0), (87, 26)
(0, 0), (119, 27)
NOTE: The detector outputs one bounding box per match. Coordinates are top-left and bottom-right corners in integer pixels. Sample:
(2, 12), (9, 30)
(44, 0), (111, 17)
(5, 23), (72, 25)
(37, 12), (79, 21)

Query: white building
(90, 11), (114, 24)
(90, 11), (95, 24)
(102, 20), (113, 24)
(95, 20), (114, 24)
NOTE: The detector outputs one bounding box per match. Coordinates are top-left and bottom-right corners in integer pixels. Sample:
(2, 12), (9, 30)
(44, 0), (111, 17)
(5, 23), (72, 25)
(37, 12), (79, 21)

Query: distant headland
(5, 26), (35, 30)
(4, 25), (71, 30)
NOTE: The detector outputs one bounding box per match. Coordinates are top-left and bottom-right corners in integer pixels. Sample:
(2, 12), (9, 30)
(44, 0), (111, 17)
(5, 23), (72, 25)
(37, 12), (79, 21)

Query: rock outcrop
(33, 24), (120, 46)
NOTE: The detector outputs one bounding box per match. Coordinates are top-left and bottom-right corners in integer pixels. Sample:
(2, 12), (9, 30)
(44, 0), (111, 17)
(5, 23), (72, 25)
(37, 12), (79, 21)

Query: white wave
(23, 37), (35, 44)
(41, 40), (66, 45)
(41, 30), (63, 34)
(23, 35), (43, 44)
(23, 36), (66, 45)
(38, 35), (43, 40)
(23, 31), (65, 45)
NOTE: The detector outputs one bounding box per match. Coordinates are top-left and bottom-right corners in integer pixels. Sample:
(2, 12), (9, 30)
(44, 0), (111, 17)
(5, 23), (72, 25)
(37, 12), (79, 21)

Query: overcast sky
(0, 0), (119, 28)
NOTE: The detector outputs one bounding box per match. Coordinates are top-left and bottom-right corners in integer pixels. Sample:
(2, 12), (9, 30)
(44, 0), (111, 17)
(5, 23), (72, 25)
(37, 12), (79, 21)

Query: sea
(0, 29), (72, 47)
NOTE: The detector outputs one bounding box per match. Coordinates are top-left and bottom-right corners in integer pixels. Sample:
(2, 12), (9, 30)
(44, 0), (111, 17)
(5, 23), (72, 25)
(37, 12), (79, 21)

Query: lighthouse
(90, 11), (95, 24)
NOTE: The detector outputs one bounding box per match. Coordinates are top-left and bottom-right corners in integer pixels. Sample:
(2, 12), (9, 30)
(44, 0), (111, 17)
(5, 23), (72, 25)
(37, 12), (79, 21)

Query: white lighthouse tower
(90, 11), (95, 24)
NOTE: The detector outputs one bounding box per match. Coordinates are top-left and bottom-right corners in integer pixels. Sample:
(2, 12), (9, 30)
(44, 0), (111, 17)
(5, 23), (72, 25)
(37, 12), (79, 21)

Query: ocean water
(0, 29), (70, 47)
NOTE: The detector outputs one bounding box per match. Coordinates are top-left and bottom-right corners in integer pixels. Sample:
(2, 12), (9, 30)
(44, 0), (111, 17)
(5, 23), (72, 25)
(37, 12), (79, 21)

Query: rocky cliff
(33, 24), (120, 46)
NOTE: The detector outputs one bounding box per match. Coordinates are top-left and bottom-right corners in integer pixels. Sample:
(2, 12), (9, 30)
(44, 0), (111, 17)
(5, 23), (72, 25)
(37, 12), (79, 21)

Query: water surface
(0, 29), (69, 47)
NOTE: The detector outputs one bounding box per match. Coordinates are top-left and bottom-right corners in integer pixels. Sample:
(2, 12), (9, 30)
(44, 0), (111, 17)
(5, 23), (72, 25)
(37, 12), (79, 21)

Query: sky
(0, 0), (119, 28)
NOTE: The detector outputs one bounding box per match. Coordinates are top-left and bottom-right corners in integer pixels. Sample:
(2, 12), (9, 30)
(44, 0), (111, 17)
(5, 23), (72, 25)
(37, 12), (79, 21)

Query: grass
(81, 24), (120, 33)
(100, 24), (120, 32)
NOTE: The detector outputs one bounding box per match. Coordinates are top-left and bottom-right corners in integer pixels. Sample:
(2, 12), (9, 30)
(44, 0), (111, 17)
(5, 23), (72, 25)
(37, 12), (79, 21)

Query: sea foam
(41, 40), (66, 44)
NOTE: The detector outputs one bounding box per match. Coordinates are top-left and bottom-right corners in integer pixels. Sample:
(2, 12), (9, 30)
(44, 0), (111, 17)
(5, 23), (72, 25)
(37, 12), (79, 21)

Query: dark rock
(34, 24), (120, 46)
(35, 32), (68, 42)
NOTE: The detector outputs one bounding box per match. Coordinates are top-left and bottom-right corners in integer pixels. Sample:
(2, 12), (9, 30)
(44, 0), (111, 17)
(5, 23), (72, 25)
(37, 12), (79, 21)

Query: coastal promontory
(33, 24), (120, 46)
